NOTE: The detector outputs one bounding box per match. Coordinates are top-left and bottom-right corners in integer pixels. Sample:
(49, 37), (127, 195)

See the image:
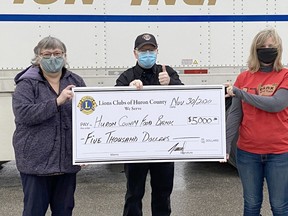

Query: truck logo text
(131, 0), (216, 5)
(13, 0), (216, 5)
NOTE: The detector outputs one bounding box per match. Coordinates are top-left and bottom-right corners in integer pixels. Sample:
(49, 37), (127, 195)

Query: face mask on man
(40, 56), (65, 73)
(137, 51), (157, 69)
(257, 48), (278, 64)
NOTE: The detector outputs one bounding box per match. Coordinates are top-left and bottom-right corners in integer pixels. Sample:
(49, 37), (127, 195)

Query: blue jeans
(237, 148), (288, 216)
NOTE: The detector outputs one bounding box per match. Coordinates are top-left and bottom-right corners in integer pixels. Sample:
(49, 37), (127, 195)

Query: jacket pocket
(23, 126), (56, 168)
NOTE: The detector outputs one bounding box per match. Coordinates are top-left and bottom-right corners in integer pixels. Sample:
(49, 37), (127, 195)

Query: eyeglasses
(136, 49), (157, 55)
(40, 52), (64, 59)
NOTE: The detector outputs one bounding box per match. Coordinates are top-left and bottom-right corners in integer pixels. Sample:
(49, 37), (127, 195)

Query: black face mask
(257, 48), (278, 64)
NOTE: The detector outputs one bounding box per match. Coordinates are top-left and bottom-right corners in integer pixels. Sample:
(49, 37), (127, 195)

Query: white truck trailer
(1, 0), (287, 161)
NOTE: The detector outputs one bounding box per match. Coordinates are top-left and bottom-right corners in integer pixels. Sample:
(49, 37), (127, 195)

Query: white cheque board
(72, 85), (226, 164)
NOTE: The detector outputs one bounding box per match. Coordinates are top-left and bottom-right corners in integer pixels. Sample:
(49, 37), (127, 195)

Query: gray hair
(31, 36), (67, 65)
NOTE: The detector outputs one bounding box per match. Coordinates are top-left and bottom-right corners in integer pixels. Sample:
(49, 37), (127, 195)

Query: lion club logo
(77, 96), (96, 115)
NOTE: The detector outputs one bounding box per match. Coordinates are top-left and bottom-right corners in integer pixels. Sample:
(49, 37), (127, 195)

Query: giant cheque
(72, 85), (226, 164)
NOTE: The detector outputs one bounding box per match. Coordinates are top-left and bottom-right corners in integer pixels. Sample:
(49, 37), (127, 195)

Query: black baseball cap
(134, 33), (158, 50)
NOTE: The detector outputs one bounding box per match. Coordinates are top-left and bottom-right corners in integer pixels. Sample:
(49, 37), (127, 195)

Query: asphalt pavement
(0, 161), (272, 216)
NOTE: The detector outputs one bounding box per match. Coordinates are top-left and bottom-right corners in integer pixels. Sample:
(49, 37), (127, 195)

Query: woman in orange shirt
(226, 28), (288, 216)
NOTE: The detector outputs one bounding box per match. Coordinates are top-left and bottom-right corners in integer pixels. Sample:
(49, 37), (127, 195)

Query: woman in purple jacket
(12, 36), (86, 216)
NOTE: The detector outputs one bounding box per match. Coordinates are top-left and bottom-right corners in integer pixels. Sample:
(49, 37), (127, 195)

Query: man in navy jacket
(116, 33), (183, 216)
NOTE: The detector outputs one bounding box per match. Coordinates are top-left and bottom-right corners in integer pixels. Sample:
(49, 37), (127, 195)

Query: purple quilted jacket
(12, 66), (86, 175)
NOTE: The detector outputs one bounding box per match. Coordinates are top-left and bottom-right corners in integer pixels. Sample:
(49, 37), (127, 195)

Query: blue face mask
(137, 51), (157, 69)
(40, 56), (65, 73)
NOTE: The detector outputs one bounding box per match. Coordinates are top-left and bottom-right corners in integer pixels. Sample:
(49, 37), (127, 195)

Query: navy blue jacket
(116, 63), (183, 86)
(12, 66), (86, 175)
